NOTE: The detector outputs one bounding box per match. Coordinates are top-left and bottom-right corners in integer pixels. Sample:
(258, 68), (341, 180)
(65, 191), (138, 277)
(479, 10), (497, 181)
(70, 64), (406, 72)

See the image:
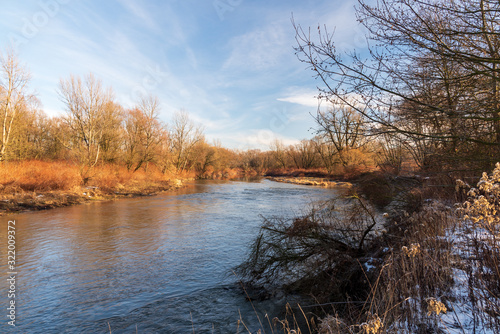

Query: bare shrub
(237, 194), (380, 308)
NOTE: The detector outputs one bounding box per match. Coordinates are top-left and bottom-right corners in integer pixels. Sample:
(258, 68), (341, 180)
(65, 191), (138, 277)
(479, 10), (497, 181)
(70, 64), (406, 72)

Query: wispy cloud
(222, 22), (290, 72)
(216, 129), (301, 150)
(116, 0), (162, 33)
(277, 89), (320, 108)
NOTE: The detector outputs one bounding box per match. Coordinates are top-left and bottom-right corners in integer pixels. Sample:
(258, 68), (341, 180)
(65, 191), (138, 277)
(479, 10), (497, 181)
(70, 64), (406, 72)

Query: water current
(0, 179), (341, 333)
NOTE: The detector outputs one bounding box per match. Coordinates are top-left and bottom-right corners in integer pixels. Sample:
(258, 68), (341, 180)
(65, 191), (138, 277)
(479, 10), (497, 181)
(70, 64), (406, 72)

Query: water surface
(0, 179), (340, 333)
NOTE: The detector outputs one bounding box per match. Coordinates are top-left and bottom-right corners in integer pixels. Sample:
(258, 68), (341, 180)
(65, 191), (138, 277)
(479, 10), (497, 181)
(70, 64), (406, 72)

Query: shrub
(237, 194), (380, 306)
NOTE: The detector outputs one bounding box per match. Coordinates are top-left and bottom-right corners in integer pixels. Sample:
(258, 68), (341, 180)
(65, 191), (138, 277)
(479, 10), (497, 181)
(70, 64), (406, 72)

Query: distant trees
(312, 136), (338, 174)
(123, 95), (165, 172)
(98, 101), (123, 163)
(294, 0), (500, 171)
(314, 106), (367, 167)
(269, 138), (288, 169)
(266, 103), (375, 173)
(287, 139), (319, 169)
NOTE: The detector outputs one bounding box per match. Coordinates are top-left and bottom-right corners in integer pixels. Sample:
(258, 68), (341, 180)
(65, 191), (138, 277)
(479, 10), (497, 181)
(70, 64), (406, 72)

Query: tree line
(0, 51), (261, 180)
(6, 0), (497, 182)
(0, 49), (383, 180)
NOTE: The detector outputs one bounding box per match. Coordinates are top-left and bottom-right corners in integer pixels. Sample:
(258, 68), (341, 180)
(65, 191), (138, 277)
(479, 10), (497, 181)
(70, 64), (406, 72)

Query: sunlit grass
(0, 160), (189, 213)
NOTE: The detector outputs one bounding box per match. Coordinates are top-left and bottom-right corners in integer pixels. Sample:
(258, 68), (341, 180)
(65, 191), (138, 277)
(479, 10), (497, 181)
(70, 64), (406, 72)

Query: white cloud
(116, 0), (162, 33)
(213, 129), (300, 151)
(277, 92), (319, 108)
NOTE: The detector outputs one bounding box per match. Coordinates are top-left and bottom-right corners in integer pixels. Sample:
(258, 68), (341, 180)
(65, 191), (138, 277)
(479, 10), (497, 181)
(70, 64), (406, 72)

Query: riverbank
(0, 160), (190, 215)
(240, 166), (500, 333)
(0, 180), (186, 215)
(266, 176), (353, 188)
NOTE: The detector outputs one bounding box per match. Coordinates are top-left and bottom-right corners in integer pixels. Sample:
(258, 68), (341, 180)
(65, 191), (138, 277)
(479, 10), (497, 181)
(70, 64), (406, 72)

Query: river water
(0, 179), (341, 333)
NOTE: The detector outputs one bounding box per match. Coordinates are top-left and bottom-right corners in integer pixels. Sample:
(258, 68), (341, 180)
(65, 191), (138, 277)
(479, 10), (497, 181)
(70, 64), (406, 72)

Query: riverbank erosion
(0, 160), (188, 215)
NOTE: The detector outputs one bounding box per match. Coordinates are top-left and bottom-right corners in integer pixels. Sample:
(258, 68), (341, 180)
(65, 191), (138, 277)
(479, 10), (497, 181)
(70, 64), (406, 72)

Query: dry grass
(0, 160), (81, 192)
(0, 160), (187, 214)
(367, 201), (456, 333)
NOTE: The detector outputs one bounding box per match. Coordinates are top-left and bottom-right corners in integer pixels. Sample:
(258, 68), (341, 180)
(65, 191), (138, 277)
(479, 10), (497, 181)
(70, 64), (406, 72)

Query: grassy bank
(0, 160), (189, 214)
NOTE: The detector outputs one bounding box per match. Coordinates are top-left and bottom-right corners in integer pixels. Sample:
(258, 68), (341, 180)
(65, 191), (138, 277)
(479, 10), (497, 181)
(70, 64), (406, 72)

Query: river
(0, 179), (341, 333)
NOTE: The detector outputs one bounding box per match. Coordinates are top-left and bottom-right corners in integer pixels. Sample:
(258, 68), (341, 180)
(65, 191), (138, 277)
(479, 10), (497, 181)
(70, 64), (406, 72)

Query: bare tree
(312, 135), (338, 173)
(269, 138), (289, 168)
(99, 101), (123, 163)
(58, 73), (115, 182)
(315, 105), (367, 167)
(287, 139), (319, 169)
(170, 110), (204, 172)
(123, 95), (165, 172)
(0, 50), (33, 161)
(294, 0), (500, 170)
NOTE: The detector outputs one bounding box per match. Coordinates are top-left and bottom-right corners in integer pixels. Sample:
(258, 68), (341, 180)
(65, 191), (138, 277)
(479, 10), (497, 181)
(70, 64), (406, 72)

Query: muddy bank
(0, 179), (186, 215)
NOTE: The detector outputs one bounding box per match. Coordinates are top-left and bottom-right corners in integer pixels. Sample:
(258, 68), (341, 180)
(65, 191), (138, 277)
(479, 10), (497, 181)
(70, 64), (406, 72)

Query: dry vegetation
(0, 160), (187, 214)
(237, 164), (500, 334)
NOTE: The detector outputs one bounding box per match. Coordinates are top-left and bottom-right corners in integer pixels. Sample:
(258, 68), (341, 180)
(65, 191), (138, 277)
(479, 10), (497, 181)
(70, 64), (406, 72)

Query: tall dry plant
(457, 162), (500, 332)
(367, 201), (455, 333)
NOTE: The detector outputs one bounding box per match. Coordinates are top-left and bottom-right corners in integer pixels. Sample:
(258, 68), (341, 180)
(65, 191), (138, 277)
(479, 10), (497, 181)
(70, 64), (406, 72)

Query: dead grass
(0, 160), (188, 214)
(0, 160), (81, 192)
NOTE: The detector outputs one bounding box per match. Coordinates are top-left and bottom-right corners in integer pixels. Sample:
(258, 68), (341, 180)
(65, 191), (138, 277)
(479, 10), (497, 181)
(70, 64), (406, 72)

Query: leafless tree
(98, 101), (123, 163)
(315, 105), (367, 167)
(287, 139), (319, 169)
(294, 0), (500, 170)
(123, 95), (165, 172)
(312, 135), (338, 173)
(58, 73), (115, 182)
(170, 110), (204, 172)
(0, 50), (34, 161)
(269, 138), (289, 168)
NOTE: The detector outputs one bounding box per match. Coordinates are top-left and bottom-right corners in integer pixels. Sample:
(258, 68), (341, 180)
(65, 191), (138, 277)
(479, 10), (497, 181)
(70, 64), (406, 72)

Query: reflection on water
(0, 179), (341, 333)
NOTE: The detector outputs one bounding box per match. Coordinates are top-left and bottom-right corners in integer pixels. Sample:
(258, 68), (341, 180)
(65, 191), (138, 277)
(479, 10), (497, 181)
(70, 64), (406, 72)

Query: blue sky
(0, 0), (364, 150)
